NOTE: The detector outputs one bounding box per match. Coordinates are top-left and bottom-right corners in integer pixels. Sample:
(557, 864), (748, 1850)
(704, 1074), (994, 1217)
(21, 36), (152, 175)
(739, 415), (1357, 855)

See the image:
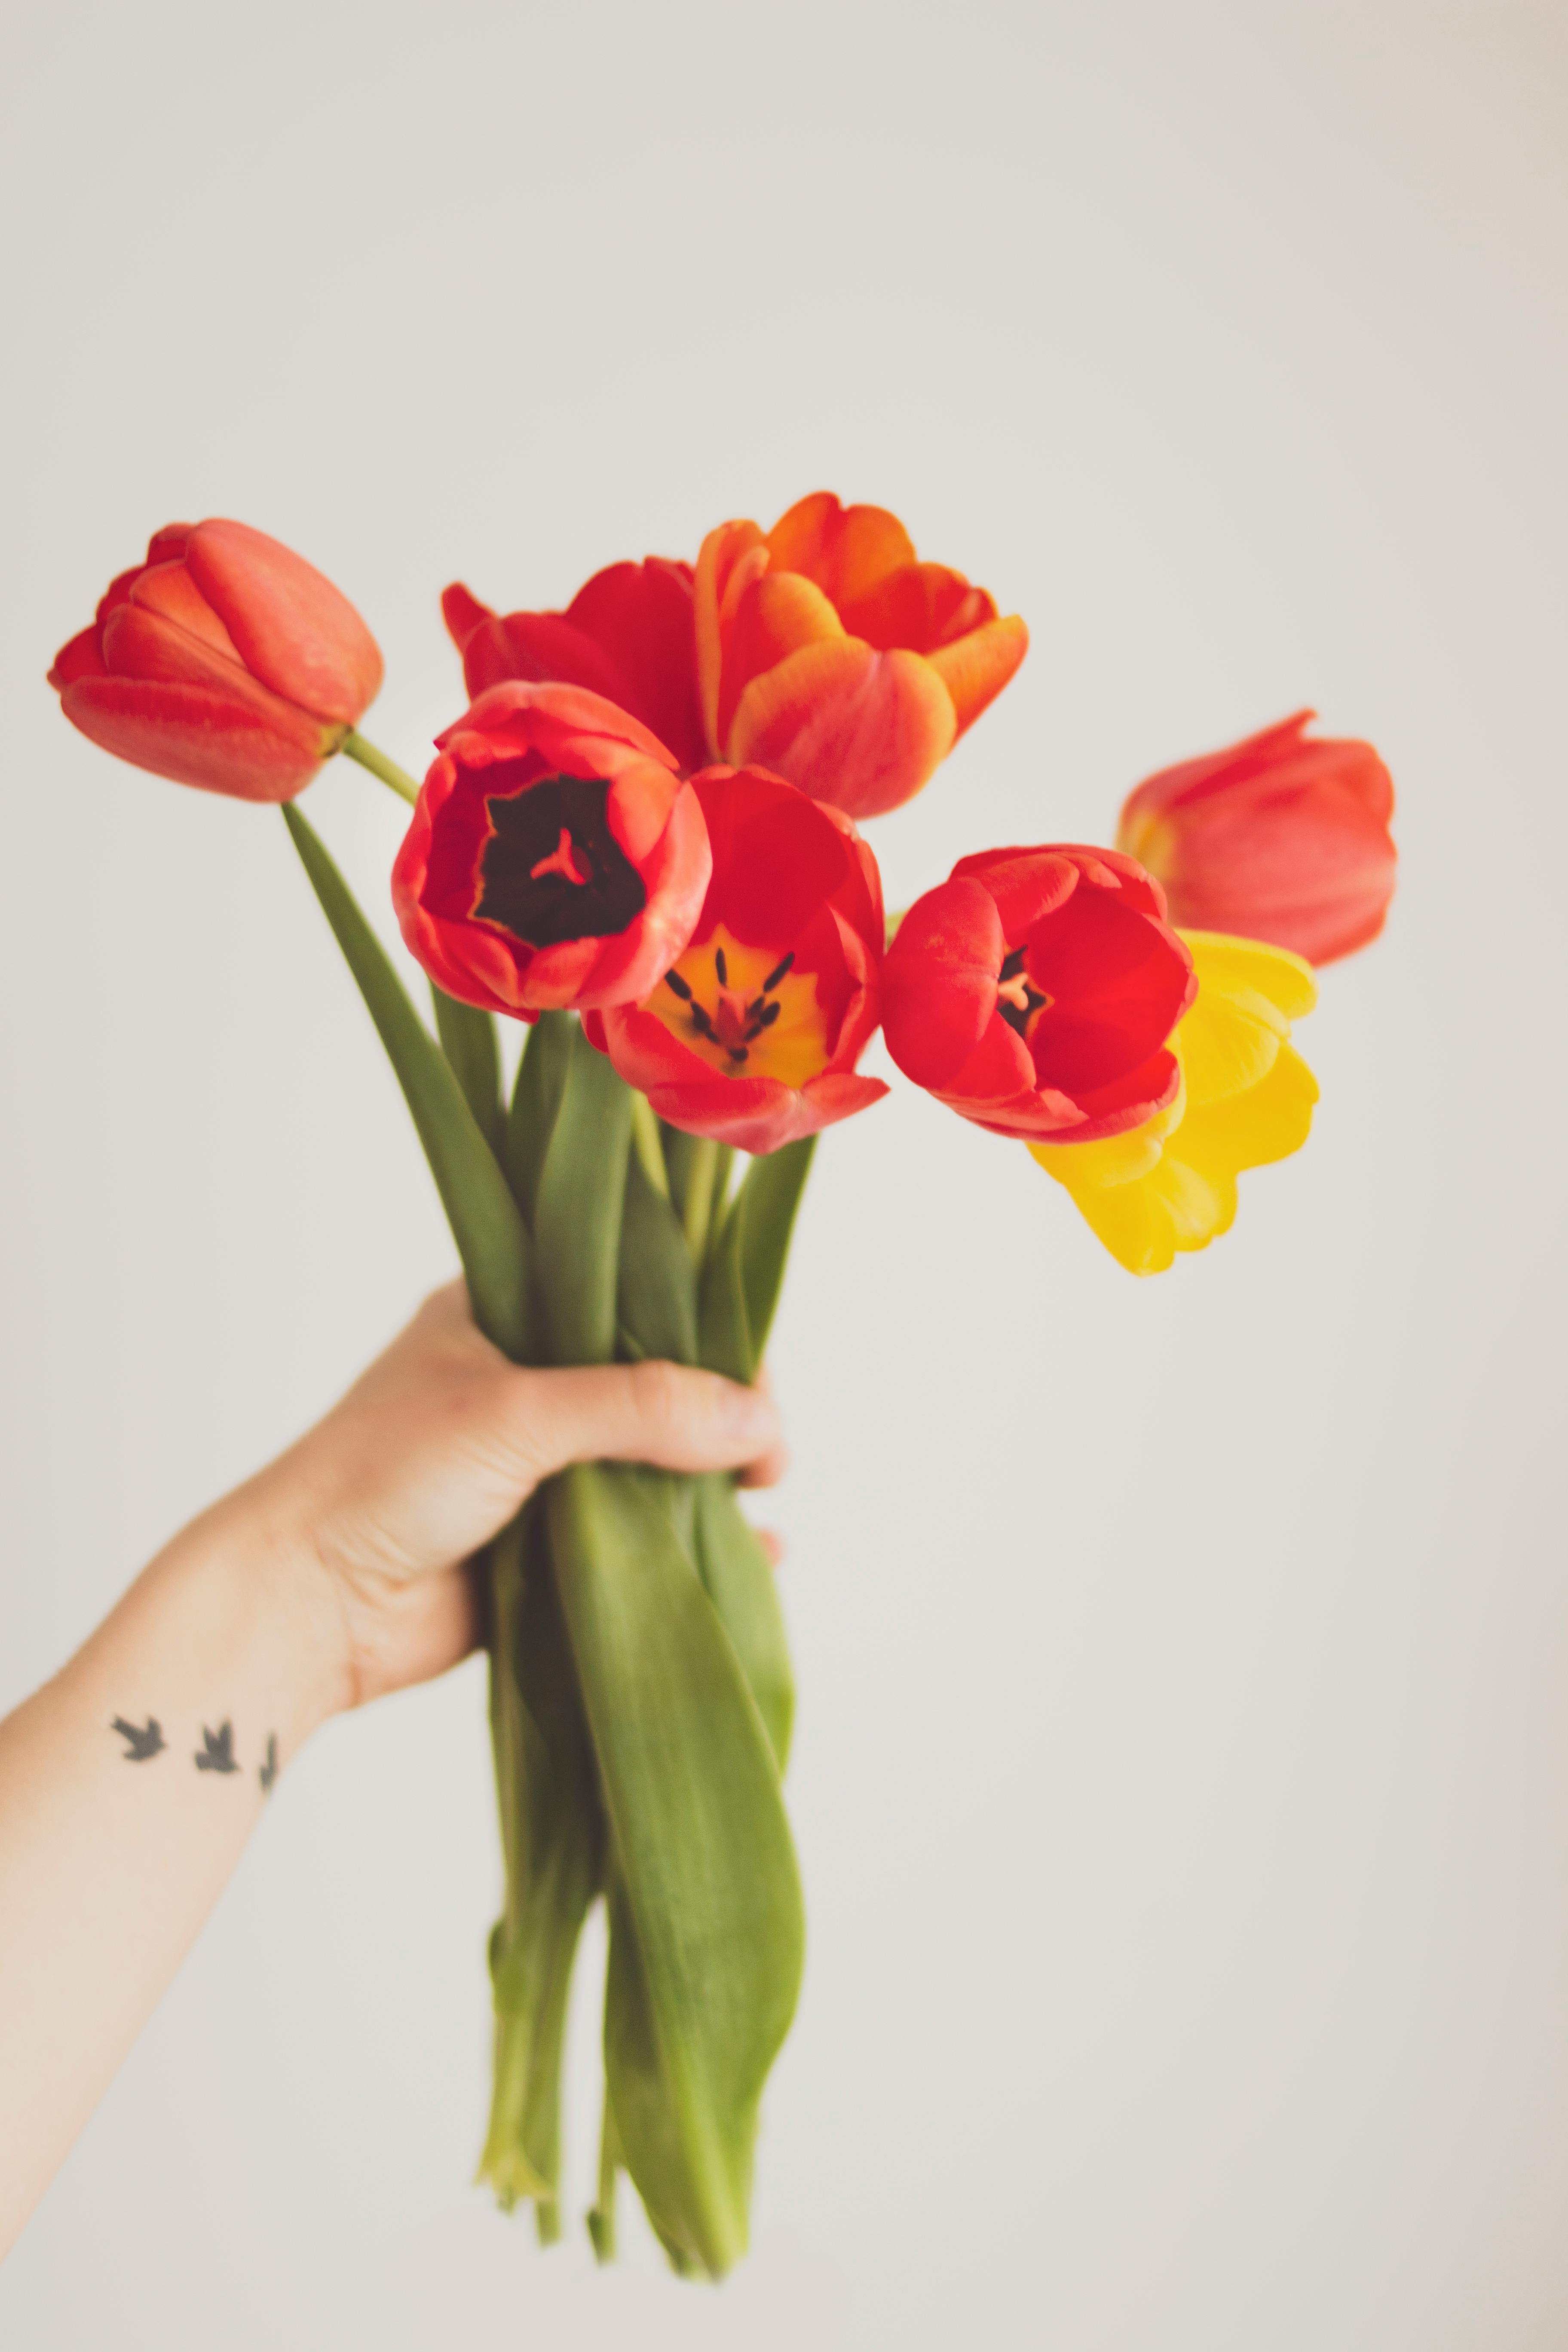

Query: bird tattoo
(194, 1721), (240, 1774)
(111, 1715), (165, 1762)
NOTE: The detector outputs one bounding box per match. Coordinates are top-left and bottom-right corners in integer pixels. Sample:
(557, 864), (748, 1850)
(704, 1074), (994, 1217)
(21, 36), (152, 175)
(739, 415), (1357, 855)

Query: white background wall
(2, 3), (1565, 2345)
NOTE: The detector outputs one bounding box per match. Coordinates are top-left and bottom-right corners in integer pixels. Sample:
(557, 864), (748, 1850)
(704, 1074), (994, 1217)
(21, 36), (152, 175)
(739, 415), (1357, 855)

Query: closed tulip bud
(693, 493), (1028, 820)
(49, 520), (383, 802)
(1115, 711), (1396, 966)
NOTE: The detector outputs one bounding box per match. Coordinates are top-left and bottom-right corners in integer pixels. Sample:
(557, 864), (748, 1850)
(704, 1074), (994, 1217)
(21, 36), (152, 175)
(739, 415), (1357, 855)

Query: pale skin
(0, 1283), (786, 2261)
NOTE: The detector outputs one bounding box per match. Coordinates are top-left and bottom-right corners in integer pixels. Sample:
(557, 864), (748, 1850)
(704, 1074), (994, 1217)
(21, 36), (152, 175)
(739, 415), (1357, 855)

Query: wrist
(160, 1487), (357, 1754)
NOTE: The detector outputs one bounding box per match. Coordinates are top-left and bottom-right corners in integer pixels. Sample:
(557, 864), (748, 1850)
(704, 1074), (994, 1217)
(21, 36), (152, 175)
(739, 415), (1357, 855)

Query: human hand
(217, 1283), (787, 1723)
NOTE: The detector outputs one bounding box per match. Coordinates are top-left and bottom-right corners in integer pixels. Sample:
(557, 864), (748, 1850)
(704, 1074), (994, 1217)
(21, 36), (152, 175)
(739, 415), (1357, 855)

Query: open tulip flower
(392, 681), (710, 1017)
(585, 766), (889, 1153)
(1116, 710), (1397, 966)
(441, 562), (709, 777)
(882, 845), (1196, 1142)
(1030, 934), (1318, 1273)
(694, 494), (1029, 820)
(48, 519), (383, 802)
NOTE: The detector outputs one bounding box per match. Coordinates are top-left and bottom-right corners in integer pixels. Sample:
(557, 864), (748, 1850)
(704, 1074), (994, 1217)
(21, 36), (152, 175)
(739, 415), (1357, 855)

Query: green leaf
(696, 1136), (816, 1384)
(735, 1135), (815, 1365)
(692, 1475), (793, 1769)
(282, 804), (533, 1360)
(533, 1024), (634, 1365)
(506, 1010), (575, 1229)
(617, 1149), (698, 1368)
(480, 1509), (605, 2224)
(549, 1463), (804, 2278)
(431, 985), (504, 1158)
(659, 1122), (701, 1225)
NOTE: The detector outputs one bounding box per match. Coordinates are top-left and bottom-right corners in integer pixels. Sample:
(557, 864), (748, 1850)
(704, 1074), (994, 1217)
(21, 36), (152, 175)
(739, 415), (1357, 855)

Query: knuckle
(628, 1357), (688, 1434)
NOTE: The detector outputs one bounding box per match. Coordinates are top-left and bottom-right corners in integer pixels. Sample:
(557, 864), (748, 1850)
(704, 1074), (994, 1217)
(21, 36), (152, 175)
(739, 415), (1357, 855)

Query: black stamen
(728, 1046), (749, 1064)
(757, 1000), (782, 1029)
(665, 969), (692, 1001)
(746, 995), (766, 1017)
(763, 951), (795, 992)
(690, 1004), (717, 1039)
(715, 948), (729, 986)
(743, 1020), (765, 1042)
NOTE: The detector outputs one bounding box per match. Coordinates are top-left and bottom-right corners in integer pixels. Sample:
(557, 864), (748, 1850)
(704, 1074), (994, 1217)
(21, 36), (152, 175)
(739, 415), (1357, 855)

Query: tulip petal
(128, 560), (245, 663)
(184, 518), (383, 727)
(442, 582), (494, 649)
(925, 613), (1030, 738)
(1176, 1038), (1318, 1174)
(565, 559), (707, 776)
(727, 637), (956, 820)
(691, 769), (853, 946)
(47, 624), (107, 688)
(881, 877), (1003, 1088)
(764, 494), (915, 609)
(1026, 891), (1195, 1093)
(837, 562), (995, 655)
(717, 571), (844, 748)
(695, 521), (766, 760)
(60, 676), (325, 801)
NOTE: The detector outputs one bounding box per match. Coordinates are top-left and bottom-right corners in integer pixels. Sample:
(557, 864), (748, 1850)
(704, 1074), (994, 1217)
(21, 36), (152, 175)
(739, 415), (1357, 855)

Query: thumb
(503, 1359), (782, 1486)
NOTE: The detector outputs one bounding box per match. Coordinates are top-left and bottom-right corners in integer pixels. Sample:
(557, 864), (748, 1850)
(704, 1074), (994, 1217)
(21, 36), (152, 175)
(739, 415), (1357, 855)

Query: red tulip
(392, 683), (710, 1018)
(1115, 710), (1396, 966)
(693, 494), (1028, 821)
(48, 520), (383, 802)
(881, 845), (1195, 1142)
(585, 767), (889, 1154)
(441, 561), (708, 778)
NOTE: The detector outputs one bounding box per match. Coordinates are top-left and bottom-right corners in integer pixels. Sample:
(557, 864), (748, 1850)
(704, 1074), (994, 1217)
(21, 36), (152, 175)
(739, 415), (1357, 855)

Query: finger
(506, 1359), (782, 1484)
(737, 1436), (789, 1489)
(756, 1528), (784, 1569)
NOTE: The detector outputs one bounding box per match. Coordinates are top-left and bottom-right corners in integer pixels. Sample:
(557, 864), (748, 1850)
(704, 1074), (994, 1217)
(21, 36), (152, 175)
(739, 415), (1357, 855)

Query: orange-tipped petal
(838, 562), (995, 655)
(925, 613), (1029, 738)
(694, 519), (766, 759)
(716, 570), (844, 746)
(726, 637), (957, 820)
(765, 493), (915, 609)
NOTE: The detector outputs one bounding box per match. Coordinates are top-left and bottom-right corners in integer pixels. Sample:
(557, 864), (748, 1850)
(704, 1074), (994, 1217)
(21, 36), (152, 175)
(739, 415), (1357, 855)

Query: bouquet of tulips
(49, 496), (1396, 2276)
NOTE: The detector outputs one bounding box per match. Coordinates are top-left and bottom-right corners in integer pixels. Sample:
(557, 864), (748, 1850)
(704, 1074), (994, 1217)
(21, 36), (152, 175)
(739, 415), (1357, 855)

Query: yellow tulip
(1029, 932), (1318, 1274)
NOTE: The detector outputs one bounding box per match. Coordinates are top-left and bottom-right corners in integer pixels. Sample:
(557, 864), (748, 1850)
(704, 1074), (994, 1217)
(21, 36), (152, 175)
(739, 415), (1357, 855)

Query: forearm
(0, 1501), (341, 2256)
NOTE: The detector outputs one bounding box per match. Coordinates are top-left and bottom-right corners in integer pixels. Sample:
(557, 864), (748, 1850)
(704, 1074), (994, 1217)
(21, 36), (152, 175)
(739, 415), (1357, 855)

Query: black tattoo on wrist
(111, 1715), (165, 1761)
(195, 1721), (240, 1775)
(259, 1733), (278, 1794)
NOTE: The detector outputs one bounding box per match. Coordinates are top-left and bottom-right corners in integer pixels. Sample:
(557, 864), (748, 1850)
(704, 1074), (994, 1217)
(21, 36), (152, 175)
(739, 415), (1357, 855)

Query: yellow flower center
(649, 925), (829, 1086)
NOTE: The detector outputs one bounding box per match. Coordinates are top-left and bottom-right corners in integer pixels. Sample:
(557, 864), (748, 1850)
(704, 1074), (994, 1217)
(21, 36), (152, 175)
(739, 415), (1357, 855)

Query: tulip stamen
(763, 952), (795, 992)
(528, 827), (591, 888)
(997, 946), (1050, 1037)
(715, 949), (729, 986)
(664, 970), (694, 1001)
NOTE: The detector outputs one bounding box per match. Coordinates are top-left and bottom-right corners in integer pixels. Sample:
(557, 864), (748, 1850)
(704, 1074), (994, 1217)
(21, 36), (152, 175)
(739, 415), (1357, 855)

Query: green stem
(341, 727), (420, 804)
(629, 1094), (669, 1200)
(682, 1137), (719, 1262)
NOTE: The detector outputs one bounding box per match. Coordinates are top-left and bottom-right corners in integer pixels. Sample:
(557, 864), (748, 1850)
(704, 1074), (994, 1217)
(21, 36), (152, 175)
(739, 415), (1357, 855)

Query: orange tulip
(693, 493), (1027, 821)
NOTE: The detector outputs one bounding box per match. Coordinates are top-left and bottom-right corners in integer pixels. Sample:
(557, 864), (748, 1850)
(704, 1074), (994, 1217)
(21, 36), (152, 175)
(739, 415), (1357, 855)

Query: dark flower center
(996, 945), (1050, 1038)
(475, 775), (646, 947)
